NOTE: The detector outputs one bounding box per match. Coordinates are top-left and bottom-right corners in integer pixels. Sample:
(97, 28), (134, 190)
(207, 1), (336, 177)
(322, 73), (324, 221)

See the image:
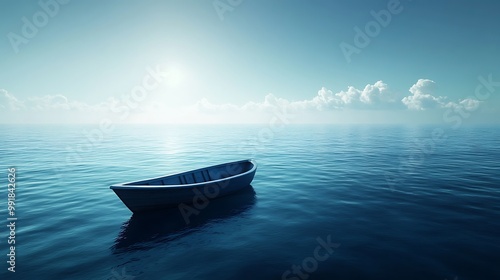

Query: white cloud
(401, 79), (482, 111)
(445, 98), (481, 111)
(284, 81), (397, 111)
(0, 89), (24, 110)
(401, 79), (446, 110)
(194, 98), (239, 113)
(25, 95), (73, 110)
(0, 90), (108, 112)
(194, 81), (398, 113)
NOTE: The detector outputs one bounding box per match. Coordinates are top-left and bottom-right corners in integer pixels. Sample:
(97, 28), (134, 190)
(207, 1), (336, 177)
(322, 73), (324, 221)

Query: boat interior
(125, 161), (254, 186)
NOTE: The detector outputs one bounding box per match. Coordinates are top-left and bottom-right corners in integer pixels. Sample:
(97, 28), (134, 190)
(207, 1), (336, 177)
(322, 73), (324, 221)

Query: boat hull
(110, 160), (257, 213)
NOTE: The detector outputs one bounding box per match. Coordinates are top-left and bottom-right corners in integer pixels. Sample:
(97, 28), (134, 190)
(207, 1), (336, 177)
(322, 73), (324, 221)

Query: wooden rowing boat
(110, 159), (257, 213)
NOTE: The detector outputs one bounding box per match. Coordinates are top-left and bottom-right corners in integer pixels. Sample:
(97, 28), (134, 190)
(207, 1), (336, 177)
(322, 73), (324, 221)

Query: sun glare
(165, 65), (186, 87)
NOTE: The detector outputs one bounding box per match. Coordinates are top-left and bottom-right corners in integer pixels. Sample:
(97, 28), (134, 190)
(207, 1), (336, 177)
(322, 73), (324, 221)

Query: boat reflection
(112, 185), (256, 253)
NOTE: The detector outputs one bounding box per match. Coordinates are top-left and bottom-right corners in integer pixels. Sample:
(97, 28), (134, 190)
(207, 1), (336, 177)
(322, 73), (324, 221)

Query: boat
(110, 159), (257, 213)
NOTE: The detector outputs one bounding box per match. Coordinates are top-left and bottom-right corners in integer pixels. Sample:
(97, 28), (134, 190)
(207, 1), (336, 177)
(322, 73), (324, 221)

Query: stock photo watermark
(386, 74), (499, 190)
(110, 266), (136, 280)
(6, 167), (17, 273)
(7, 0), (70, 54)
(239, 103), (293, 158)
(340, 0), (407, 63)
(282, 235), (340, 280)
(65, 65), (170, 166)
(178, 103), (293, 224)
(178, 164), (242, 224)
(213, 0), (243, 21)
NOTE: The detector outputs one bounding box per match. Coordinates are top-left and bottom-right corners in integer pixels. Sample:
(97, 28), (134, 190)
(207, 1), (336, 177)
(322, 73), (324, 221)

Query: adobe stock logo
(213, 0), (243, 21)
(282, 235), (340, 280)
(340, 0), (406, 63)
(7, 0), (70, 54)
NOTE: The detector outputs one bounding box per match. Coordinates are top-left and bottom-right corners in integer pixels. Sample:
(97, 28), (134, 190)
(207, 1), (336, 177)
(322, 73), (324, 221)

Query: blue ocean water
(0, 124), (499, 280)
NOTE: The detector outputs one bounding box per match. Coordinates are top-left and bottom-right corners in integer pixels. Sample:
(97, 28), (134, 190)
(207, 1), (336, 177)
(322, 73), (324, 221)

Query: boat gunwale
(109, 159), (256, 190)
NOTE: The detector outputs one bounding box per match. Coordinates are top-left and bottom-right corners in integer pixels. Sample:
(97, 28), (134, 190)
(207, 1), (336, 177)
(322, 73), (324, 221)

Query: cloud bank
(0, 89), (108, 112)
(194, 80), (397, 114)
(194, 79), (478, 113)
(402, 79), (480, 111)
(0, 79), (482, 123)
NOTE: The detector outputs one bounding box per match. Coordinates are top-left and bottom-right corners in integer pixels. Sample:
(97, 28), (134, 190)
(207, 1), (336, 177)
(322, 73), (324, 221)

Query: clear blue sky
(1, 0), (499, 123)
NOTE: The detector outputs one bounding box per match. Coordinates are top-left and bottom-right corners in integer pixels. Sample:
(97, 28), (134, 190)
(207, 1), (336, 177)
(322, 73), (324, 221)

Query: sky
(0, 0), (499, 124)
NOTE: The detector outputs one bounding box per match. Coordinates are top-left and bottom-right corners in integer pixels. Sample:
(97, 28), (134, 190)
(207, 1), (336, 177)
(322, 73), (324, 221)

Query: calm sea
(0, 124), (499, 280)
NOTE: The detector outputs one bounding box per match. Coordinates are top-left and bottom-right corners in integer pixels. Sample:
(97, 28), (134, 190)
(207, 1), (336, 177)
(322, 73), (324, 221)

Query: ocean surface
(0, 124), (499, 280)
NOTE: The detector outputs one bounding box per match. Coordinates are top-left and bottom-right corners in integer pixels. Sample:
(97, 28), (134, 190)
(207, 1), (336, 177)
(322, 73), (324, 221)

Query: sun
(164, 64), (187, 87)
